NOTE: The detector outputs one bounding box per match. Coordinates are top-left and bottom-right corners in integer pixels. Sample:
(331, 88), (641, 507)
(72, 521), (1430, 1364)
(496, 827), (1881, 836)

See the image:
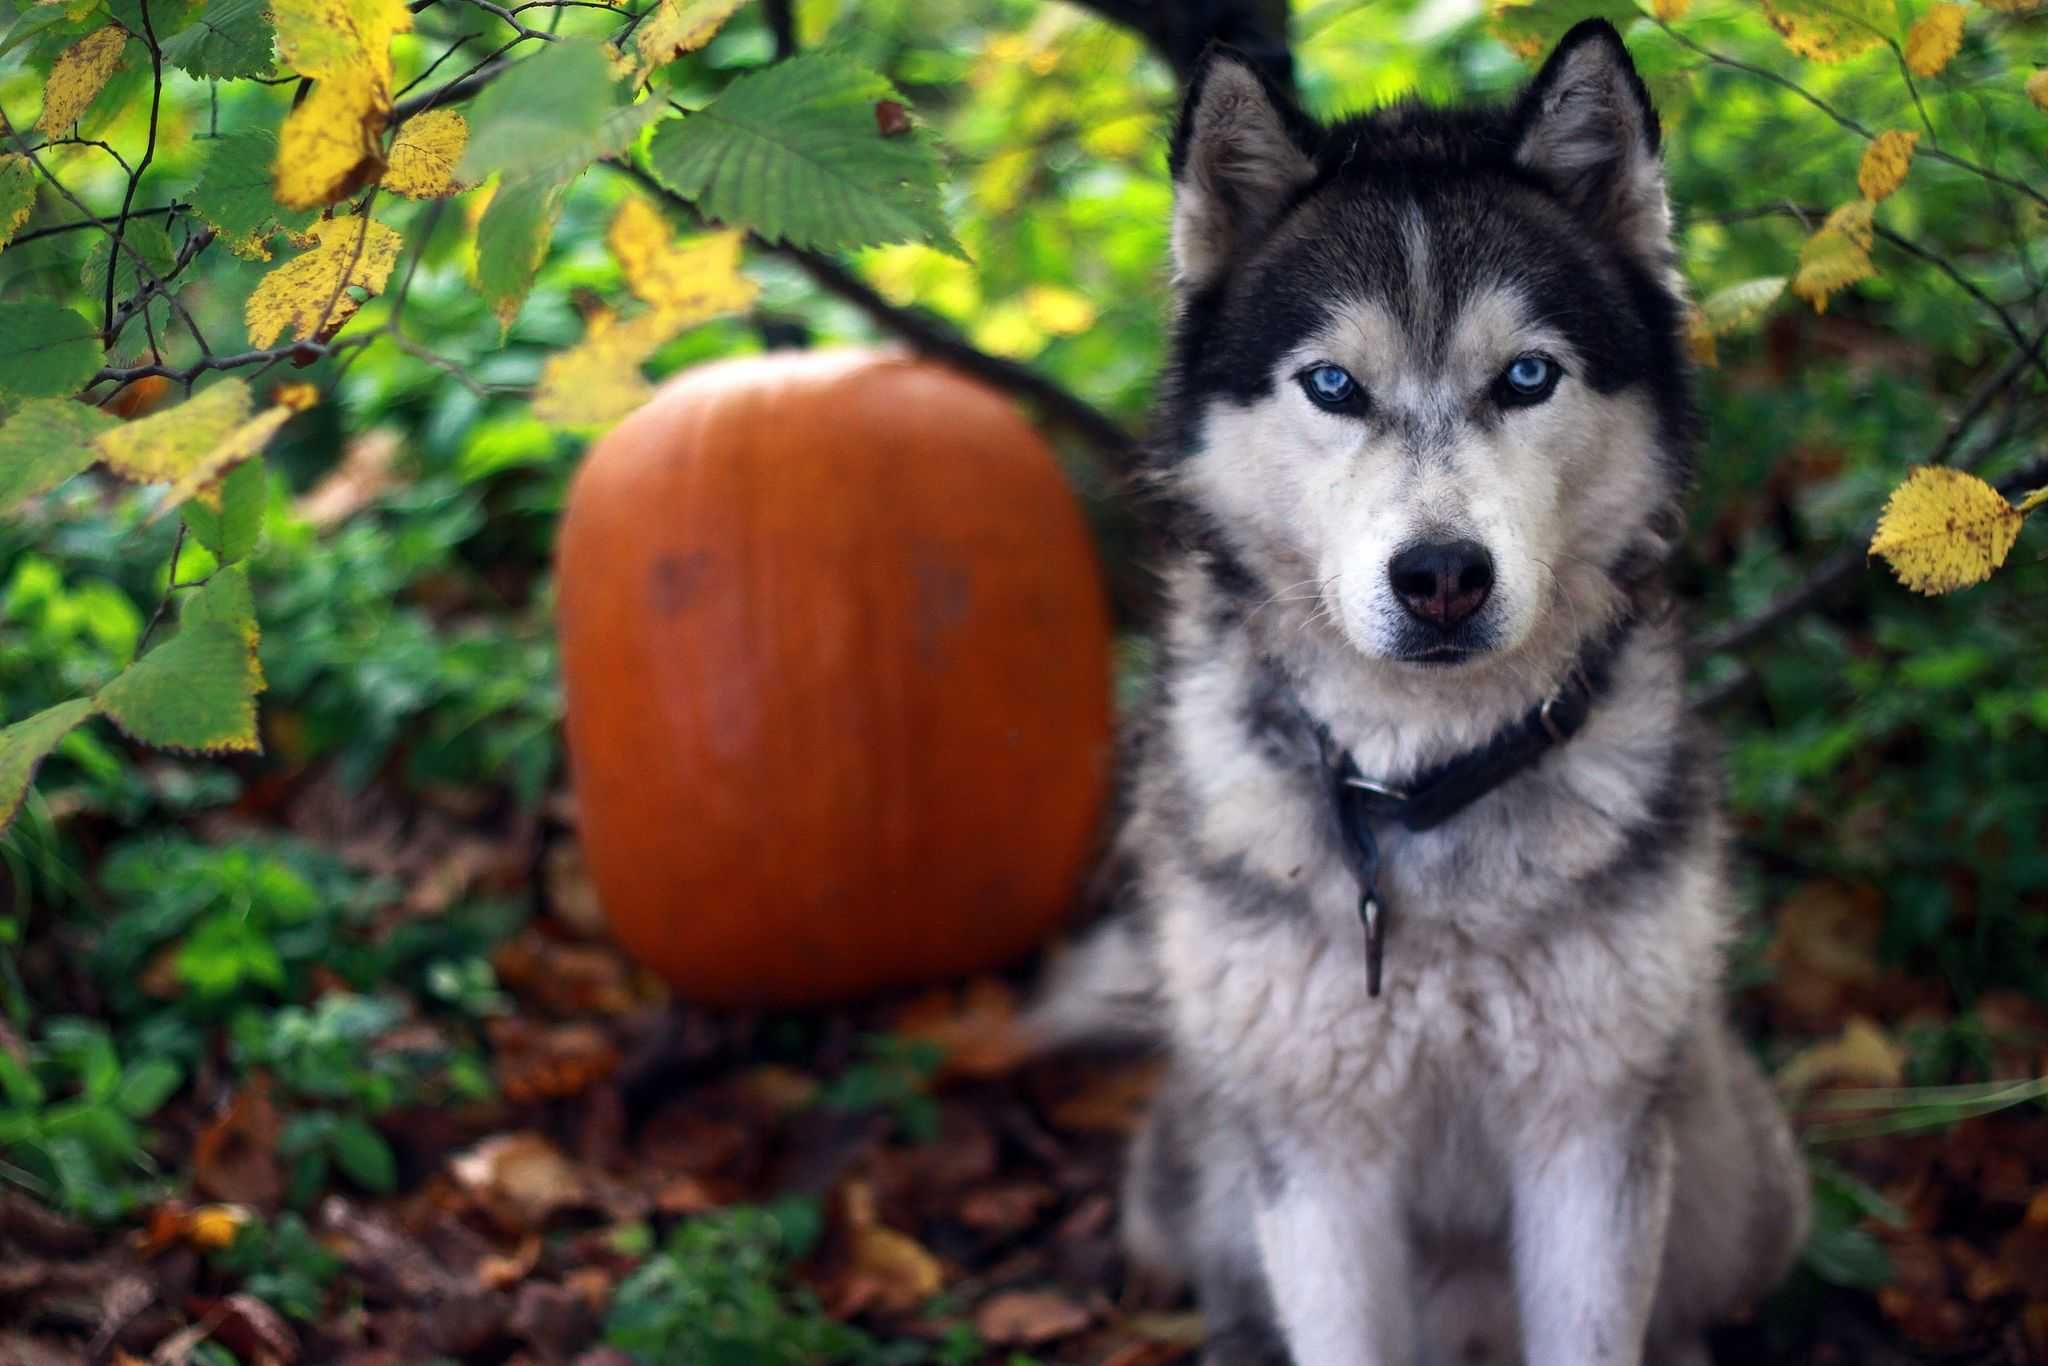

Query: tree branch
(1062, 0), (1293, 89)
(1690, 315), (2048, 659)
(610, 161), (1140, 474)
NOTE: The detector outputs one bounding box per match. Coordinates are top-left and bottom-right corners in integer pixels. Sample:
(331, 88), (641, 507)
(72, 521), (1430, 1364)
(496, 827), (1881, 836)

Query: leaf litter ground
(1, 772), (2045, 1365)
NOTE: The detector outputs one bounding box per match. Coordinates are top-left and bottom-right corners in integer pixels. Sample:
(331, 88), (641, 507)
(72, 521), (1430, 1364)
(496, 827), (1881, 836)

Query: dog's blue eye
(1499, 354), (1560, 404)
(1300, 364), (1362, 412)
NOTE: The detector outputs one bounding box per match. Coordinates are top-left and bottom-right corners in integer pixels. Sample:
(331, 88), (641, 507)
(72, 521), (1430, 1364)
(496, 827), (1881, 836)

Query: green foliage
(817, 1034), (945, 1144)
(649, 53), (960, 256)
(209, 1213), (343, 1321)
(0, 303), (103, 399)
(606, 1199), (908, 1365)
(0, 1016), (181, 1220)
(0, 400), (118, 512)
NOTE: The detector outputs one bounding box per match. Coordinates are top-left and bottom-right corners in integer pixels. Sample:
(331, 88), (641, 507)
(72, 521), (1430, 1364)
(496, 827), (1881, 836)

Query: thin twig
(104, 0), (164, 339)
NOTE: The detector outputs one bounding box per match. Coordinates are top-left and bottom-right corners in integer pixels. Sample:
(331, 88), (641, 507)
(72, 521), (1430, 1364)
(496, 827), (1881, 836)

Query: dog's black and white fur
(1037, 21), (1809, 1366)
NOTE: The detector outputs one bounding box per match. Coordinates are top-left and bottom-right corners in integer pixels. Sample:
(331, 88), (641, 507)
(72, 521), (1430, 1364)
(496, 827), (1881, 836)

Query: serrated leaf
(161, 0), (273, 79)
(244, 217), (403, 347)
(1790, 200), (1875, 314)
(94, 379), (249, 484)
(1698, 276), (1788, 337)
(182, 562), (258, 645)
(1759, 0), (1896, 62)
(1486, 0), (1640, 60)
(635, 0), (749, 73)
(182, 457), (267, 563)
(271, 0), (412, 209)
(96, 571), (263, 753)
(648, 53), (958, 255)
(1856, 130), (1917, 201)
(81, 218), (174, 302)
(162, 402), (297, 509)
(1868, 466), (2025, 595)
(474, 178), (564, 330)
(190, 129), (320, 260)
(459, 38), (660, 189)
(0, 398), (117, 509)
(0, 157), (36, 253)
(0, 698), (95, 832)
(381, 108), (469, 198)
(1903, 3), (1963, 77)
(608, 199), (756, 315)
(0, 303), (103, 399)
(39, 25), (128, 133)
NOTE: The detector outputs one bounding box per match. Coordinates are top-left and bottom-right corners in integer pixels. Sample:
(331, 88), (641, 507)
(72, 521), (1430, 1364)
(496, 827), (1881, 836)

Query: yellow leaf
(2028, 69), (2048, 113)
(1869, 465), (2026, 594)
(381, 109), (470, 198)
(184, 1204), (249, 1251)
(273, 0), (409, 84)
(1023, 284), (1096, 336)
(529, 308), (675, 427)
(635, 0), (750, 72)
(1856, 130), (1918, 201)
(605, 200), (758, 319)
(94, 381), (250, 485)
(1759, 0), (1895, 62)
(271, 0), (412, 209)
(39, 26), (127, 133)
(273, 382), (320, 412)
(1653, 0), (1692, 19)
(244, 218), (404, 348)
(1684, 306), (1717, 367)
(1698, 275), (1788, 336)
(1776, 1016), (1905, 1094)
(1790, 200), (1875, 314)
(161, 403), (298, 510)
(1903, 3), (1964, 77)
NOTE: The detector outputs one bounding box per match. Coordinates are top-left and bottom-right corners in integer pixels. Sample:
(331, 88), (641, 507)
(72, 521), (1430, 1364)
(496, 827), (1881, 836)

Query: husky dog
(1036, 20), (1809, 1366)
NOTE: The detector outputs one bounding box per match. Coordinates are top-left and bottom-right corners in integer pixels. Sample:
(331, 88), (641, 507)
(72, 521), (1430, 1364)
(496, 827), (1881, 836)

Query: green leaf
(81, 218), (175, 304)
(0, 155), (36, 252)
(648, 53), (958, 256)
(327, 1115), (395, 1192)
(161, 0), (274, 80)
(0, 698), (96, 833)
(113, 1058), (183, 1118)
(189, 128), (319, 260)
(0, 398), (118, 510)
(0, 303), (103, 400)
(474, 178), (565, 331)
(95, 571), (264, 754)
(1699, 276), (1789, 337)
(459, 38), (661, 188)
(181, 459), (266, 563)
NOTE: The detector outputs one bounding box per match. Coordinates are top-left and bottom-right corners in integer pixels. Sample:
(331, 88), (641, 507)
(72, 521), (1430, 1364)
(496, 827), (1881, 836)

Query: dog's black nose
(1388, 539), (1494, 628)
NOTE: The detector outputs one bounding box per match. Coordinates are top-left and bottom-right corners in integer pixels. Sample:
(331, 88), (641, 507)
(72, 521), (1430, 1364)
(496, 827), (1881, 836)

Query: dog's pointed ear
(1512, 20), (1671, 263)
(1168, 46), (1317, 291)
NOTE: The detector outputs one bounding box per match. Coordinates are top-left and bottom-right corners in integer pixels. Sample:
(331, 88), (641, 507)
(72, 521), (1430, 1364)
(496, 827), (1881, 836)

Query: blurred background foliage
(2, 0), (2048, 1355)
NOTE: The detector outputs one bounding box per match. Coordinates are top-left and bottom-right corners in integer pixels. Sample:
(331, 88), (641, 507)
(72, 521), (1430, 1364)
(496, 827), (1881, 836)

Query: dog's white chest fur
(1157, 849), (1721, 1157)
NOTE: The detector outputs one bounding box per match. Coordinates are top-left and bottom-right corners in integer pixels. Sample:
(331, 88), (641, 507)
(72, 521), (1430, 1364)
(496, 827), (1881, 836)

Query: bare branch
(1691, 315), (2048, 659)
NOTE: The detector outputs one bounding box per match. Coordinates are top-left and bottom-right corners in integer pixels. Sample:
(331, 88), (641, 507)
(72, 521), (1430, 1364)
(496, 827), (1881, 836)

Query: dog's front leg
(1511, 1111), (1675, 1366)
(1253, 1147), (1412, 1366)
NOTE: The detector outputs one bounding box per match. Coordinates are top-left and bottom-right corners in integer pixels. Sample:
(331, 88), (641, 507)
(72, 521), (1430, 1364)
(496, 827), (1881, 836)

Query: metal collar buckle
(1343, 774), (1409, 802)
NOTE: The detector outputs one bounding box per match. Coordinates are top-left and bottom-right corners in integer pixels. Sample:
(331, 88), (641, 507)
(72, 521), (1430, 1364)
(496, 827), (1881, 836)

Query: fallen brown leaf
(451, 1133), (590, 1234)
(193, 1081), (283, 1209)
(975, 1288), (1093, 1346)
(1047, 1059), (1165, 1135)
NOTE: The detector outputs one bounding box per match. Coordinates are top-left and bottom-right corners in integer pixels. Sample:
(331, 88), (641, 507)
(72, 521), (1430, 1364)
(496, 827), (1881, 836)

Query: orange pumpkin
(555, 350), (1114, 1006)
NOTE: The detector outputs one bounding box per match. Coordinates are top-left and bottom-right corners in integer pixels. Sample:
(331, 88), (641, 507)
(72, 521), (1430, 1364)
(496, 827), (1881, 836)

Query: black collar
(1322, 616), (1637, 996)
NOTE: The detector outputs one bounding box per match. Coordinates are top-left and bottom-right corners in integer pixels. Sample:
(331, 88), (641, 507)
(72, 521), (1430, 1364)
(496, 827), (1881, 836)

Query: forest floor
(1, 772), (2045, 1366)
